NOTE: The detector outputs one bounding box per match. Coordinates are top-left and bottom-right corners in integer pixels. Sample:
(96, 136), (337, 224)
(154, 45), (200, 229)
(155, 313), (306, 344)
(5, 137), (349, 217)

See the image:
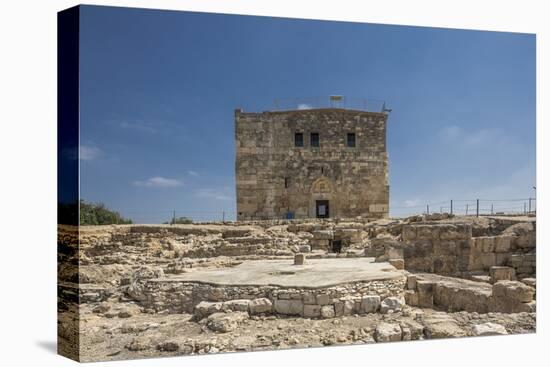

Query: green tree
(79, 200), (132, 225)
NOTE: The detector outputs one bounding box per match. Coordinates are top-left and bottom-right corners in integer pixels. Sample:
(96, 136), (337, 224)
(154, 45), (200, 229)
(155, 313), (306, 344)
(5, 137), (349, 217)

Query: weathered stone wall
(400, 224), (472, 276)
(469, 235), (535, 278)
(57, 225), (81, 361)
(235, 108), (389, 220)
(400, 223), (536, 278)
(131, 277), (405, 317)
(404, 273), (536, 314)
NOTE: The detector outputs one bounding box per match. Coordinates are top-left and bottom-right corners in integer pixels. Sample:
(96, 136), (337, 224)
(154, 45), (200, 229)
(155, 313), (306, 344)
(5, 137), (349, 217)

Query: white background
(0, 0), (547, 366)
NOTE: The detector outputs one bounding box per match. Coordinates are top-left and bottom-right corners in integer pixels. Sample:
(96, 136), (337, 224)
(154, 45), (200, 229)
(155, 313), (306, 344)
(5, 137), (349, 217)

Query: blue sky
(79, 5), (536, 222)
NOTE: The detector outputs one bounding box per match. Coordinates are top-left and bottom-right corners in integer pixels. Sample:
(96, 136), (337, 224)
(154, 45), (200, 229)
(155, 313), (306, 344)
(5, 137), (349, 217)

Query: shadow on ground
(36, 340), (57, 354)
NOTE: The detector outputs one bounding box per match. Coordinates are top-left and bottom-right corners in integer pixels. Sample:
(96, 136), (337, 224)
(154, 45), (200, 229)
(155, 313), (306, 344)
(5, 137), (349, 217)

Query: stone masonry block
(360, 295), (381, 313)
(248, 298), (273, 314)
(316, 293), (330, 305)
(492, 281), (534, 303)
(416, 280), (435, 308)
(490, 266), (516, 283)
(334, 301), (344, 317)
(389, 258), (404, 270)
(343, 299), (355, 315)
(417, 225), (439, 240)
(495, 253), (510, 267)
(494, 236), (512, 253)
(404, 290), (418, 307)
(312, 230), (334, 240)
(320, 305), (335, 318)
(407, 274), (417, 290)
(482, 237), (495, 253)
(302, 292), (316, 305)
(303, 304), (321, 318)
(274, 299), (303, 315)
(402, 225), (417, 241)
(294, 253), (305, 265)
(481, 253), (497, 270)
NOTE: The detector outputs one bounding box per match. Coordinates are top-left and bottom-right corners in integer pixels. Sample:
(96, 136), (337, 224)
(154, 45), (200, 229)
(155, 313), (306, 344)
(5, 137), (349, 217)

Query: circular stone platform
(163, 258), (402, 288)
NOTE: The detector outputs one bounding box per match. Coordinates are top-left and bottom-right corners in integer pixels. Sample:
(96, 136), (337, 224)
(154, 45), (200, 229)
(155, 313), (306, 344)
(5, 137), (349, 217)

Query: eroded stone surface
(58, 216), (536, 362)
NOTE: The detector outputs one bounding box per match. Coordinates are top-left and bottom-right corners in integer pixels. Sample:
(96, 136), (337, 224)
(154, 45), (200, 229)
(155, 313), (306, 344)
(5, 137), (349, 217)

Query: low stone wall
(469, 235), (536, 278)
(404, 273), (535, 314)
(399, 223), (536, 278)
(129, 277), (406, 317)
(400, 224), (472, 276)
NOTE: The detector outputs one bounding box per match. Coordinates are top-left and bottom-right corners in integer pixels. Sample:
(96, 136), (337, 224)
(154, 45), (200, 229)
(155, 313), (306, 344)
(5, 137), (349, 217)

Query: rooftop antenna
(329, 95), (344, 108)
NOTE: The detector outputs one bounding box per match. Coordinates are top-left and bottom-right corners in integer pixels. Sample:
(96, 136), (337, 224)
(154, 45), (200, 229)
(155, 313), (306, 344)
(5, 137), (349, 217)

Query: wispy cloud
(188, 170), (199, 177)
(438, 125), (505, 146)
(194, 187), (233, 201)
(118, 120), (158, 133)
(133, 176), (183, 188)
(80, 145), (102, 160)
(404, 199), (421, 207)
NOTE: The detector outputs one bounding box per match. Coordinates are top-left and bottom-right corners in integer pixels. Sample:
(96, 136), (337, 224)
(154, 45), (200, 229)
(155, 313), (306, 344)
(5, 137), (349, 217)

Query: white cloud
(133, 176), (183, 188)
(194, 187), (233, 201)
(404, 199), (421, 207)
(118, 120), (159, 133)
(80, 145), (101, 160)
(439, 125), (462, 139)
(188, 170), (199, 177)
(439, 125), (505, 146)
(297, 104), (312, 110)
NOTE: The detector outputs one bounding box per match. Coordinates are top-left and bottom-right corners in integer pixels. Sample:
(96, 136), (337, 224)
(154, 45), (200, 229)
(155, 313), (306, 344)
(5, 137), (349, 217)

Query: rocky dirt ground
(73, 301), (535, 362)
(58, 214), (536, 362)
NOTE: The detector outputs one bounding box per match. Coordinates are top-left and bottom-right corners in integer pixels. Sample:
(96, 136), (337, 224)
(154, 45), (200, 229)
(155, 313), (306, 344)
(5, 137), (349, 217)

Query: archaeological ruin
(235, 106), (390, 220)
(58, 213), (536, 361)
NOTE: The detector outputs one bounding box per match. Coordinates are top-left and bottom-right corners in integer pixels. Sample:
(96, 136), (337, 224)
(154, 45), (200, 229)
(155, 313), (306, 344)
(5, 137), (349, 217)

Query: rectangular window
(347, 133), (356, 147)
(294, 132), (304, 147)
(284, 177), (290, 188)
(310, 132), (320, 147)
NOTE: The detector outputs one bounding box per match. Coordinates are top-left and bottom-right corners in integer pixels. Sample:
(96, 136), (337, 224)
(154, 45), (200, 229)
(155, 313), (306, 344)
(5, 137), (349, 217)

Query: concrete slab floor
(155, 258), (403, 288)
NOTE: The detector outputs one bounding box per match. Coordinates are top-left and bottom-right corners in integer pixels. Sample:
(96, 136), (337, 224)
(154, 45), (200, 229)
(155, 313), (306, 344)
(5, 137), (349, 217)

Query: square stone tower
(235, 106), (389, 220)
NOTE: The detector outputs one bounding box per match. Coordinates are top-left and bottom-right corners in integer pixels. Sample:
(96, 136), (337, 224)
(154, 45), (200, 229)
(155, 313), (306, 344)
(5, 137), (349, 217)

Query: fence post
(222, 210), (225, 222)
(528, 198), (532, 213)
(491, 204), (494, 215)
(524, 202), (527, 214)
(172, 210), (175, 225)
(476, 199), (479, 217)
(450, 200), (453, 215)
(466, 204), (469, 216)
(426, 204), (430, 215)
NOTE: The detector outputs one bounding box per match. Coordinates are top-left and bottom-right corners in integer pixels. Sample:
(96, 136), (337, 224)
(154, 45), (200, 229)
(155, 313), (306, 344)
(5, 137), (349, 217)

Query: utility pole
(426, 204), (430, 215)
(450, 200), (453, 215)
(222, 210), (225, 223)
(476, 199), (479, 217)
(172, 210), (175, 225)
(466, 204), (469, 216)
(491, 204), (494, 215)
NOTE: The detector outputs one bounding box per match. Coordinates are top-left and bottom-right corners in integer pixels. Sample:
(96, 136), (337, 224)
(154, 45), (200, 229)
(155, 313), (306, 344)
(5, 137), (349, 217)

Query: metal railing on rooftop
(243, 96), (390, 113)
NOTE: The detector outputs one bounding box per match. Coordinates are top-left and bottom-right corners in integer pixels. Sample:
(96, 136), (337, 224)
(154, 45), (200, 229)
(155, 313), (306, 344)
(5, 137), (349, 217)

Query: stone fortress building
(235, 97), (390, 220)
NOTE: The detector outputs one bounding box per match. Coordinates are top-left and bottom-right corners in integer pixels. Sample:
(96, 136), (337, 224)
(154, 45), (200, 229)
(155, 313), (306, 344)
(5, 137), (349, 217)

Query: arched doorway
(310, 177), (334, 218)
